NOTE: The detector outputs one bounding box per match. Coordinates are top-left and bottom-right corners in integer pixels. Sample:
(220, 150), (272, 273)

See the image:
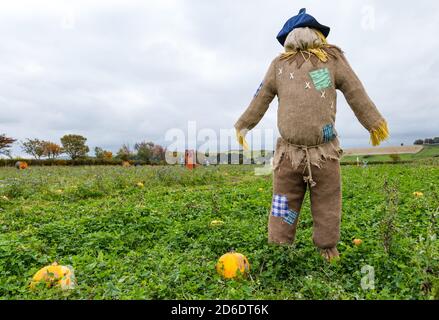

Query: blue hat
(276, 8), (330, 46)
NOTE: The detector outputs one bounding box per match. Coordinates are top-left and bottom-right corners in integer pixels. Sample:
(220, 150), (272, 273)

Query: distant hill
(343, 145), (423, 156)
(341, 145), (439, 163)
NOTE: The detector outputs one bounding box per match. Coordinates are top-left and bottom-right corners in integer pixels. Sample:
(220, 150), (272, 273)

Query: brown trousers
(268, 155), (342, 249)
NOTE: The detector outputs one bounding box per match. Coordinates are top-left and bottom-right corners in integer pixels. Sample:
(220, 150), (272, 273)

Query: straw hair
(284, 27), (325, 50)
(281, 27), (331, 63)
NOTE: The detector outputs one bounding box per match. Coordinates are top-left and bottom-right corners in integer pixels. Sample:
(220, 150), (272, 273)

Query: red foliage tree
(0, 134), (16, 157)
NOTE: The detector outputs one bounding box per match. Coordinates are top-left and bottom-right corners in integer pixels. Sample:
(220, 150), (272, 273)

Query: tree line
(414, 137), (439, 145)
(0, 133), (166, 165)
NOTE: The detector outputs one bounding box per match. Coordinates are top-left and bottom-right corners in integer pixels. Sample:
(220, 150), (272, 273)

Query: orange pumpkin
(353, 239), (363, 246)
(30, 262), (76, 290)
(15, 161), (28, 170)
(216, 251), (250, 279)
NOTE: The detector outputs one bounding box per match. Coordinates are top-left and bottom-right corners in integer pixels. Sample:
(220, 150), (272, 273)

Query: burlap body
(235, 41), (386, 251)
(235, 47), (385, 146)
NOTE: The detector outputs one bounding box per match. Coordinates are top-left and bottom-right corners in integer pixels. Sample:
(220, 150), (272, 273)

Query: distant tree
(116, 144), (133, 161)
(424, 138), (434, 145)
(414, 139), (424, 145)
(150, 144), (166, 164)
(434, 137), (439, 144)
(102, 151), (113, 160)
(94, 147), (105, 158)
(134, 141), (154, 163)
(0, 134), (16, 157)
(95, 147), (114, 160)
(134, 141), (166, 164)
(21, 138), (45, 159)
(42, 141), (63, 159)
(60, 134), (90, 160)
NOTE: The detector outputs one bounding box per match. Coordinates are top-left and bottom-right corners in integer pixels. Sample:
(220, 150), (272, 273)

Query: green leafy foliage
(60, 135), (90, 160)
(0, 163), (437, 300)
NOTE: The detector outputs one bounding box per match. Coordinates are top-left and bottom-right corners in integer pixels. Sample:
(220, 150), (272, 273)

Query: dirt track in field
(343, 146), (423, 156)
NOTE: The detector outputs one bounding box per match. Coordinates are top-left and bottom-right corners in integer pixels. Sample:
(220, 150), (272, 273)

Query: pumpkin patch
(0, 164), (437, 299)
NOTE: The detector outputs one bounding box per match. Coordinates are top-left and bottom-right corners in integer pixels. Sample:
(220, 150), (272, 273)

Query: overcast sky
(1, 0), (438, 156)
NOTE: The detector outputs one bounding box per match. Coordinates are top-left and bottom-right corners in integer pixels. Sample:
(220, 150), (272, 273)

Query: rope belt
(301, 146), (317, 188)
(281, 140), (330, 188)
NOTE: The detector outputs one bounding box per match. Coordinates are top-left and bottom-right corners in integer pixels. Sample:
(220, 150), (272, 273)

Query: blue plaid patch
(271, 194), (289, 217)
(254, 82), (263, 98)
(284, 210), (298, 225)
(271, 194), (299, 225)
(322, 124), (336, 143)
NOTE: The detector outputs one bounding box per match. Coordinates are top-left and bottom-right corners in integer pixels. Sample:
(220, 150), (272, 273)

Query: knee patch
(271, 194), (299, 225)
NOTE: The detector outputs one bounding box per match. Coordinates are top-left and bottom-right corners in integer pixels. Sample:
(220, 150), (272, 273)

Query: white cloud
(1, 0), (438, 157)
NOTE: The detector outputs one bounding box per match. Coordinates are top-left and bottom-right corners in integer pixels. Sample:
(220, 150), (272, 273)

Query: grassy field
(0, 162), (438, 300)
(341, 145), (439, 163)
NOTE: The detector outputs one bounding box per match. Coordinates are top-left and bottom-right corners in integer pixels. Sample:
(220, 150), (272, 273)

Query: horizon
(3, 141), (439, 160)
(1, 1), (439, 157)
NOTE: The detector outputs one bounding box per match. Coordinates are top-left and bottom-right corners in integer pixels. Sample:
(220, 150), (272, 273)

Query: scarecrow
(235, 8), (389, 261)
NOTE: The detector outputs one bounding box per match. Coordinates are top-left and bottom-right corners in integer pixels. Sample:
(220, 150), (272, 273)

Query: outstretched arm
(234, 58), (278, 149)
(335, 52), (389, 146)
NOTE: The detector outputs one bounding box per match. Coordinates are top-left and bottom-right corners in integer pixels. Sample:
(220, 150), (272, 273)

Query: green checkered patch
(309, 68), (332, 90)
